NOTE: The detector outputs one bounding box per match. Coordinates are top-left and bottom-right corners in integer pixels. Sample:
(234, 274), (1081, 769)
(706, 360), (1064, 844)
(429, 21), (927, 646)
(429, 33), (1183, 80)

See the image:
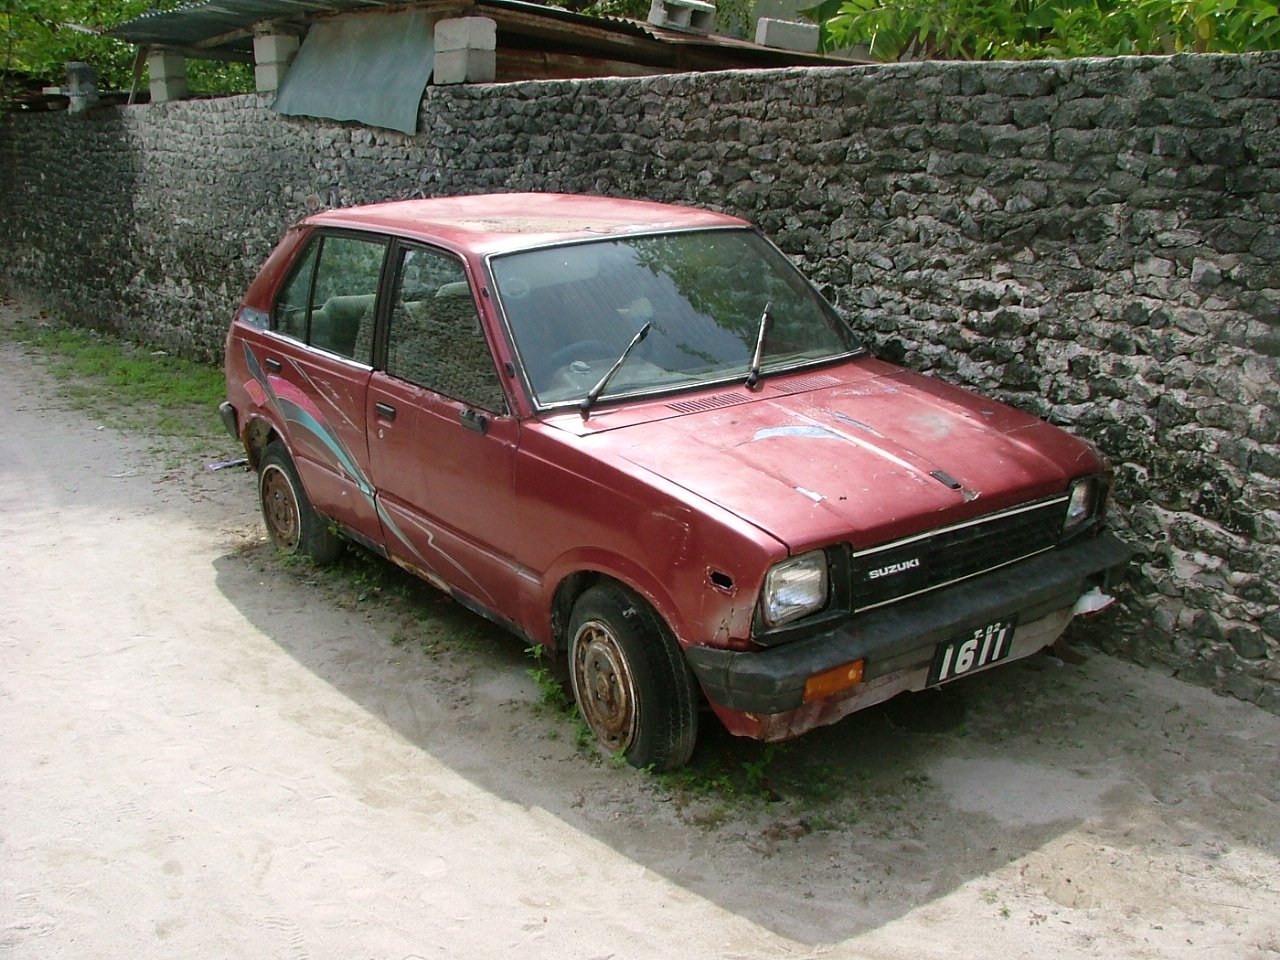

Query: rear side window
(384, 246), (506, 412)
(275, 242), (317, 341)
(273, 233), (386, 364)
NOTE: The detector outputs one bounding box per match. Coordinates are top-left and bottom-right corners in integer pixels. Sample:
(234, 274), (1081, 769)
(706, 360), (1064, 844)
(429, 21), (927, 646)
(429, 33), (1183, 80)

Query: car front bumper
(684, 531), (1133, 737)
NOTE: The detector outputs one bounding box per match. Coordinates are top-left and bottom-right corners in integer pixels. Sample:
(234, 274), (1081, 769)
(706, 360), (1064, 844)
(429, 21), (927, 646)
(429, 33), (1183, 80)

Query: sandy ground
(2, 302), (1279, 960)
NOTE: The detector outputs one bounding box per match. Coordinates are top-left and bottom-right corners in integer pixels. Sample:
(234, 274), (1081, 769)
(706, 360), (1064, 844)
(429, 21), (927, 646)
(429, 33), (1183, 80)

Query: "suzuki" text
(868, 558), (921, 580)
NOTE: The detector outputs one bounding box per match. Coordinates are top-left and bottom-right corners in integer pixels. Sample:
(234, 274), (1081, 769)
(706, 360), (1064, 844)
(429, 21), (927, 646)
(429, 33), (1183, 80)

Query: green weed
(902, 771), (931, 791)
(740, 744), (782, 796)
(9, 319), (225, 439)
(786, 761), (846, 804)
(656, 745), (788, 803)
(525, 645), (595, 752)
(526, 644), (572, 712)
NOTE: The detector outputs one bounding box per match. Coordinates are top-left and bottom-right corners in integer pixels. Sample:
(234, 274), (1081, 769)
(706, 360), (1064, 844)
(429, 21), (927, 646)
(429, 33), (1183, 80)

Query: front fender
(538, 544), (756, 656)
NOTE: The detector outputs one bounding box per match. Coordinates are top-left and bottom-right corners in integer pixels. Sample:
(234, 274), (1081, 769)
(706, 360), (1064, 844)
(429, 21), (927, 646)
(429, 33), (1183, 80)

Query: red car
(221, 193), (1131, 770)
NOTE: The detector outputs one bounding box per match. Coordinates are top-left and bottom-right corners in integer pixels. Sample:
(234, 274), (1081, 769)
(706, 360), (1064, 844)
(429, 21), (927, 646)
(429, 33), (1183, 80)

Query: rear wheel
(258, 441), (341, 564)
(568, 583), (698, 771)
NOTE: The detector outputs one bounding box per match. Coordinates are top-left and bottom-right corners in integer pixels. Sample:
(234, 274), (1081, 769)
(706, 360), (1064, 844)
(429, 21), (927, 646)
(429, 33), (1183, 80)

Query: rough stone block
(434, 17), (496, 53)
(65, 62), (99, 115)
(149, 76), (188, 103)
(255, 62), (290, 95)
(433, 48), (496, 85)
(253, 32), (300, 66)
(147, 50), (187, 103)
(754, 18), (819, 53)
(648, 0), (715, 33)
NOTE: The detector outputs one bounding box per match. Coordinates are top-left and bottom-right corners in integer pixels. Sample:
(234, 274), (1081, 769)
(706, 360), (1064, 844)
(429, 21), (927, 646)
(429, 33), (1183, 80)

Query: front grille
(848, 497), (1068, 611)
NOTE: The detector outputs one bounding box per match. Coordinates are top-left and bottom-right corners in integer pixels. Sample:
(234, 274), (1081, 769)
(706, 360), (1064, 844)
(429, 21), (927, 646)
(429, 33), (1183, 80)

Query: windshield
(490, 228), (862, 407)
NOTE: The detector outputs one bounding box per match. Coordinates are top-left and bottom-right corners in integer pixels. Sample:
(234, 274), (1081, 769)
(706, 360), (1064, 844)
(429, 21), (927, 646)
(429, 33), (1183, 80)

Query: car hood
(575, 363), (1097, 551)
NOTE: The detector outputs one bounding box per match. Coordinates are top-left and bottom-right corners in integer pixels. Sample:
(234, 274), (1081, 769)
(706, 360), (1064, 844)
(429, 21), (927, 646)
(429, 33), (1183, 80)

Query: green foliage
(571, 0), (758, 37)
(8, 315), (227, 437)
(525, 644), (596, 750)
(714, 0), (758, 36)
(655, 742), (790, 801)
(526, 644), (574, 713)
(810, 0), (1280, 59)
(1, 0), (252, 100)
(575, 0), (652, 18)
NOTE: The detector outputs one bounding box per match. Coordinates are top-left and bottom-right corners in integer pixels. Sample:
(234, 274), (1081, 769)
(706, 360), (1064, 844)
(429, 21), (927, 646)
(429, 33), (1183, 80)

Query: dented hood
(579, 361), (1100, 551)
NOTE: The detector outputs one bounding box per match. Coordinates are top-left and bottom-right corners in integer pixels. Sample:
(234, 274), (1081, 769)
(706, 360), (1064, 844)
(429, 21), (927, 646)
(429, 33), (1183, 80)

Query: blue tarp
(273, 9), (435, 135)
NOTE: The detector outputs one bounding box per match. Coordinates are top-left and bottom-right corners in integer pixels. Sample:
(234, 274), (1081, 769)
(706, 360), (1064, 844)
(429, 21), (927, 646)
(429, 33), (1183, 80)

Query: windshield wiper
(745, 302), (772, 389)
(580, 320), (652, 419)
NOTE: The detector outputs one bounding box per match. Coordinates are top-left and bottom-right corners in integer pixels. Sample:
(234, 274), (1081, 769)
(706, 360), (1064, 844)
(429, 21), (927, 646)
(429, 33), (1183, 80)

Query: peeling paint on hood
(580, 360), (1099, 551)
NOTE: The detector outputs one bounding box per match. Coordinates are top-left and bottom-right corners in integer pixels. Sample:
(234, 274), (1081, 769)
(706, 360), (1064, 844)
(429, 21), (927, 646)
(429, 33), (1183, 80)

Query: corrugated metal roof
(109, 0), (392, 52)
(107, 0), (850, 67)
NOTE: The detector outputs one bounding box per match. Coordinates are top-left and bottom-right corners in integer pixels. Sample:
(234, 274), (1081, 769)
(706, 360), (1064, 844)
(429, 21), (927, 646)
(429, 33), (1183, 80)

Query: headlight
(1063, 477), (1097, 534)
(761, 550), (829, 627)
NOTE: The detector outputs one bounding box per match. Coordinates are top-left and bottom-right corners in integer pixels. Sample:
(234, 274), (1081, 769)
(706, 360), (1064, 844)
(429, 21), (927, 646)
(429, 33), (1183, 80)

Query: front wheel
(568, 584), (698, 771)
(258, 441), (342, 564)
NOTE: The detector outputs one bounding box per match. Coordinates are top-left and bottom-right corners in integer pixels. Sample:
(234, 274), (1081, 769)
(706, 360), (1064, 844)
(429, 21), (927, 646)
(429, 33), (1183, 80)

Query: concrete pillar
(253, 30), (301, 95)
(433, 17), (496, 85)
(754, 17), (819, 52)
(65, 62), (99, 114)
(147, 49), (187, 102)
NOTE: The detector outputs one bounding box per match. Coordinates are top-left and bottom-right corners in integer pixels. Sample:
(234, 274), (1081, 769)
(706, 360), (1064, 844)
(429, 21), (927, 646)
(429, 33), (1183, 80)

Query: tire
(568, 583), (698, 771)
(258, 440), (342, 564)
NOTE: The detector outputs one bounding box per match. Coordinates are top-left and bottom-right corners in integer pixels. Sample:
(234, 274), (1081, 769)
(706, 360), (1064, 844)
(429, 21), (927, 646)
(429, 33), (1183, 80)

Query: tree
(2, 0), (251, 103)
(556, 0), (759, 38)
(806, 0), (1280, 60)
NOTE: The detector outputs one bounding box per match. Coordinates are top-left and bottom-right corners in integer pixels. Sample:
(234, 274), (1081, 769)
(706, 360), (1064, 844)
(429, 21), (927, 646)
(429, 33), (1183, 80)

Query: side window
(385, 247), (507, 412)
(274, 241), (317, 342)
(272, 234), (385, 363)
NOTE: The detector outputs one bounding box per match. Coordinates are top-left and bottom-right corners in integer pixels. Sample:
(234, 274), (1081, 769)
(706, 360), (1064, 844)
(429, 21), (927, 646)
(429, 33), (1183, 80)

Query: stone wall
(1, 53), (1277, 711)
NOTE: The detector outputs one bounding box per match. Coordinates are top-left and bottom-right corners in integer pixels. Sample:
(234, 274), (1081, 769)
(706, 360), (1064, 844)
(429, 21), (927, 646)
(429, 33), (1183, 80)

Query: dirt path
(2, 304), (1278, 959)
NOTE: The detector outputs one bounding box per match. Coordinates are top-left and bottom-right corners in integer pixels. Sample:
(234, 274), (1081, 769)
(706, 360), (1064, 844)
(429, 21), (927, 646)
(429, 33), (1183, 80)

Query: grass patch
(7, 315), (226, 440)
(272, 540), (505, 661)
(656, 743), (794, 803)
(526, 645), (596, 752)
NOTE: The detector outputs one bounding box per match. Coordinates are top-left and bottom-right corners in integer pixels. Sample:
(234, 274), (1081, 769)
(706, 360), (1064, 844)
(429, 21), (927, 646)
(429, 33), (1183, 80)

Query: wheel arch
(544, 552), (687, 658)
(244, 415), (282, 471)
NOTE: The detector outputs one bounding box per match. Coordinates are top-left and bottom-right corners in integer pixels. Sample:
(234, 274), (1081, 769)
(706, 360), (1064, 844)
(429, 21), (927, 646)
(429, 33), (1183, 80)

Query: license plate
(927, 617), (1018, 687)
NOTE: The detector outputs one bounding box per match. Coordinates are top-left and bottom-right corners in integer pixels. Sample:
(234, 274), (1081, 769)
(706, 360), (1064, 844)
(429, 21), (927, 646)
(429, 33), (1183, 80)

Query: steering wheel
(546, 339), (613, 371)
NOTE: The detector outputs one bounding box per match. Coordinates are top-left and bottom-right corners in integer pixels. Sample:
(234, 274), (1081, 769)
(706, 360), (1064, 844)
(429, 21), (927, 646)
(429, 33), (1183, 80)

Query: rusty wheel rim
(571, 620), (638, 753)
(260, 464), (300, 552)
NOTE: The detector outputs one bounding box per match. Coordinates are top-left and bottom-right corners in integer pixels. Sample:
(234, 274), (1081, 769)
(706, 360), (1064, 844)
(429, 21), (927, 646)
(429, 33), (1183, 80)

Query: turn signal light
(802, 659), (865, 703)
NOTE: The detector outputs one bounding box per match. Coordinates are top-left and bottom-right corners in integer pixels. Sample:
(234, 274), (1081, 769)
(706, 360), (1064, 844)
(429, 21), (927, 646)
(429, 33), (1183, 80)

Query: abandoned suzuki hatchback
(221, 193), (1131, 770)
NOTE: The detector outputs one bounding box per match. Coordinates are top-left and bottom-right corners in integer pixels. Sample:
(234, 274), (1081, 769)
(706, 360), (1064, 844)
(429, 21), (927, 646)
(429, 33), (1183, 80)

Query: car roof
(303, 193), (749, 256)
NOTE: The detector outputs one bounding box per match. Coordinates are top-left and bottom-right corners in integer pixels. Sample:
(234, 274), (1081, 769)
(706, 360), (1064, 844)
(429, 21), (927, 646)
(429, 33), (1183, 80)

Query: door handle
(459, 409), (488, 435)
(264, 357), (282, 373)
(374, 401), (397, 421)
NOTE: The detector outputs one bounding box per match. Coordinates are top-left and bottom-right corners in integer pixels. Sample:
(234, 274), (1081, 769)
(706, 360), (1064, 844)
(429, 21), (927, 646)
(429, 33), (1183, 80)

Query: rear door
(366, 242), (524, 622)
(253, 230), (387, 542)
